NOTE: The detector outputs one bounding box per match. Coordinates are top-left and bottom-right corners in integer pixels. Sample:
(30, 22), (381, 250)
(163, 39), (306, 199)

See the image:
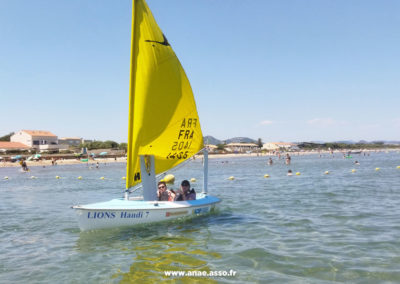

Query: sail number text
(167, 118), (197, 160)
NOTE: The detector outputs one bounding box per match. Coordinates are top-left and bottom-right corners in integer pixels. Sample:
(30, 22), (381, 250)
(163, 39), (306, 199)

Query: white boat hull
(72, 193), (220, 231)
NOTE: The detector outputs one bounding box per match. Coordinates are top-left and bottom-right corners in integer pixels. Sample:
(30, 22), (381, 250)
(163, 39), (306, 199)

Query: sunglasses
(158, 185), (165, 189)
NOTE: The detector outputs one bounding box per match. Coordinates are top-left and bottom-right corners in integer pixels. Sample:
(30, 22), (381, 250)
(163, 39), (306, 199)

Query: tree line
(297, 142), (398, 150)
(1, 132), (397, 151)
(0, 132), (14, 141)
(79, 141), (127, 151)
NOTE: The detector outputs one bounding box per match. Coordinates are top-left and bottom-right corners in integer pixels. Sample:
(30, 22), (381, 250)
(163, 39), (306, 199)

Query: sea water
(1, 152), (400, 283)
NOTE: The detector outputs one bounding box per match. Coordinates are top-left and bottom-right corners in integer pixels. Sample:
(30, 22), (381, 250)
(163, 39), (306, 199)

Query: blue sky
(1, 0), (399, 143)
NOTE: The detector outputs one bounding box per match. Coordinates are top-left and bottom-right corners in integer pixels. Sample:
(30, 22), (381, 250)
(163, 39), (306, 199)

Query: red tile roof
(21, 130), (57, 137)
(0, 142), (30, 150)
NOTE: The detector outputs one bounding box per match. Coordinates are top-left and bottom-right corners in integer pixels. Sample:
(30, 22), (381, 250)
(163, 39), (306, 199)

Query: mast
(203, 149), (208, 194)
(140, 155), (157, 201)
(126, 0), (138, 193)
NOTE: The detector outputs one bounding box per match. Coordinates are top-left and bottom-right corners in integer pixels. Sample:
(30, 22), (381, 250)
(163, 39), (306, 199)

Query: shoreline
(1, 149), (397, 169)
(0, 157), (127, 168)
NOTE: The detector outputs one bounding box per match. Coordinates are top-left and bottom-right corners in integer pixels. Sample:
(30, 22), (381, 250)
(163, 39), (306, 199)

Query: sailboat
(72, 0), (221, 231)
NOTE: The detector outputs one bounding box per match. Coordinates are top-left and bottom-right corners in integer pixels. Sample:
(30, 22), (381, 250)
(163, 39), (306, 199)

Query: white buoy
(190, 178), (197, 183)
(4, 176), (9, 180)
(324, 171), (329, 174)
(56, 176), (61, 179)
(228, 176), (235, 180)
(375, 167), (380, 171)
(351, 169), (356, 173)
(100, 177), (105, 180)
(264, 174), (270, 178)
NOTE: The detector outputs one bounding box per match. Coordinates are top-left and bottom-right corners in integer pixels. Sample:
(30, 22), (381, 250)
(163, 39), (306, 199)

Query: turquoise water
(1, 152), (400, 283)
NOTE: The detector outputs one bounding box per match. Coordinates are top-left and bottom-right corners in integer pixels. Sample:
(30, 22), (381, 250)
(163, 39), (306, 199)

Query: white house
(11, 130), (67, 152)
(262, 142), (298, 151)
(225, 143), (259, 153)
(204, 144), (218, 153)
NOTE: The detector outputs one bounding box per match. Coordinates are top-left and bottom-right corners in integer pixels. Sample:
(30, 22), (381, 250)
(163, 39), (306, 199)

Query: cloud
(307, 118), (344, 127)
(393, 118), (400, 127)
(260, 120), (273, 125)
(360, 123), (380, 129)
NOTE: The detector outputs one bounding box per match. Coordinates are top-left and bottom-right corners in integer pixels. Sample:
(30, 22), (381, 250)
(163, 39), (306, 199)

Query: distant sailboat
(72, 0), (221, 231)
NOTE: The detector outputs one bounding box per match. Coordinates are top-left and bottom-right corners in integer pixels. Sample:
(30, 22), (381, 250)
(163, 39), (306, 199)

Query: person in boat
(174, 180), (196, 201)
(157, 181), (175, 201)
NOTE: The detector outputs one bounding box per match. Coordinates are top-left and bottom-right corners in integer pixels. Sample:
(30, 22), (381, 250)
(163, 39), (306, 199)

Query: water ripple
(1, 153), (400, 282)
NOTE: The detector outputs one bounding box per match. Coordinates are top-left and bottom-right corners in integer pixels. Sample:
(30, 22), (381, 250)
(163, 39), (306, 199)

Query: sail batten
(126, 0), (203, 189)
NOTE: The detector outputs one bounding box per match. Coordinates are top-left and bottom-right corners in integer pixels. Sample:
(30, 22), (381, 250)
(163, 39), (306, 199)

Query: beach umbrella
(99, 152), (108, 156)
(34, 154), (41, 159)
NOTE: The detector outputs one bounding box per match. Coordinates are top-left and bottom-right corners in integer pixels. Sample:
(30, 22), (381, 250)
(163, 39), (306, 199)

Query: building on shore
(204, 144), (218, 153)
(0, 141), (31, 153)
(59, 137), (84, 146)
(225, 142), (259, 153)
(262, 142), (298, 151)
(10, 130), (68, 153)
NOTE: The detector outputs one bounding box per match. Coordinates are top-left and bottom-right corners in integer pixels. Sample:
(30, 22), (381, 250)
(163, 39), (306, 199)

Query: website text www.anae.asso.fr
(164, 270), (237, 277)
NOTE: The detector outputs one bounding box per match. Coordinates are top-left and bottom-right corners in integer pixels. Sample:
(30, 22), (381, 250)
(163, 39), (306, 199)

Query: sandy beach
(0, 157), (127, 168)
(1, 149), (393, 169)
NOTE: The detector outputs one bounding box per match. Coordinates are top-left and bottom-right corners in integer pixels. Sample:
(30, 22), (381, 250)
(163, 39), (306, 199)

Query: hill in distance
(203, 135), (257, 145)
(203, 136), (222, 145)
(225, 137), (257, 144)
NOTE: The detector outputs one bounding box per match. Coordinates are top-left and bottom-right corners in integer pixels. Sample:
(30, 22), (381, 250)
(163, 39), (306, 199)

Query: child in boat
(157, 181), (175, 201)
(174, 180), (196, 201)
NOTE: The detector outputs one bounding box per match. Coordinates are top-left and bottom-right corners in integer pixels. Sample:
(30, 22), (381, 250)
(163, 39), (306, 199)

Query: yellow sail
(126, 0), (203, 189)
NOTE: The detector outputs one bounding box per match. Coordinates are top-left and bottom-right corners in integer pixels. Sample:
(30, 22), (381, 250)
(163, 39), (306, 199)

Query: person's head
(181, 180), (190, 193)
(158, 181), (167, 192)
